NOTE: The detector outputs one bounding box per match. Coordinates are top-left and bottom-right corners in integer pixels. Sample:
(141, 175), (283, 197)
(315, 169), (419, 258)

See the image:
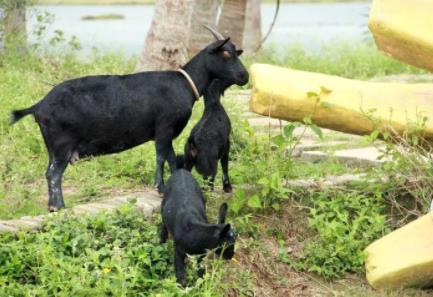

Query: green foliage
(289, 190), (389, 279)
(3, 19), (430, 294)
(0, 206), (231, 296)
(243, 42), (426, 82)
(0, 0), (30, 10)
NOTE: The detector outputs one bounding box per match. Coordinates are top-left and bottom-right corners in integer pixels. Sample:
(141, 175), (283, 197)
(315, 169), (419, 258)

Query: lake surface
(27, 2), (371, 56)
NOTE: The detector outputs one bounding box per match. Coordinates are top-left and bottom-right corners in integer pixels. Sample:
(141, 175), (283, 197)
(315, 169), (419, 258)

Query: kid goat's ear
(218, 203), (228, 224)
(219, 224), (231, 238)
(236, 49), (243, 56)
(211, 37), (231, 52)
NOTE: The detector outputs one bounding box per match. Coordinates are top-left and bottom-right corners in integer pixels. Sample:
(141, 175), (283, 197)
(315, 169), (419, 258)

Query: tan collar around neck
(177, 68), (200, 101)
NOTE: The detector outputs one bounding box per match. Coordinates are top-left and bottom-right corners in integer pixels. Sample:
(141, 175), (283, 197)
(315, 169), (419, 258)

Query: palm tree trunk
(217, 0), (247, 49)
(187, 0), (221, 56)
(243, 0), (261, 53)
(136, 0), (194, 71)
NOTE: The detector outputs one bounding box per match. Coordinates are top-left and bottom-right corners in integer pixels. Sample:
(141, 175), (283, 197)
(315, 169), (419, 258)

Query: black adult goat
(10, 27), (248, 211)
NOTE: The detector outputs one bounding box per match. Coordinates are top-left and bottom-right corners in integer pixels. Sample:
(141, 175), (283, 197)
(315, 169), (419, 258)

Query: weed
(288, 190), (389, 279)
(0, 205), (235, 296)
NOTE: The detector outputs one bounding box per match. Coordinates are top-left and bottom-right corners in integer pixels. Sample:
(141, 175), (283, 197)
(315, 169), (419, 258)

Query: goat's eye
(222, 50), (231, 59)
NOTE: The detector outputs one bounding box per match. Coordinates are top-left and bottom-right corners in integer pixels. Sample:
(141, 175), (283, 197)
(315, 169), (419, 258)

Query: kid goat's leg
(160, 224), (168, 244)
(221, 143), (232, 193)
(175, 247), (187, 285)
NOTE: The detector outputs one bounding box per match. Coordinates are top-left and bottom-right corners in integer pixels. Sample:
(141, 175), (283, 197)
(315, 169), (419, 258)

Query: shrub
(289, 190), (389, 279)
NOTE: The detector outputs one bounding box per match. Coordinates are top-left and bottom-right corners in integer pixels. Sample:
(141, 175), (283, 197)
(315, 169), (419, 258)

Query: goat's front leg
(174, 247), (187, 285)
(221, 144), (232, 193)
(154, 139), (176, 192)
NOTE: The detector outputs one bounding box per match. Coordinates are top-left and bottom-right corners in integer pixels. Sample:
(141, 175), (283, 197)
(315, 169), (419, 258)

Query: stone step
(0, 190), (162, 234)
(285, 173), (368, 189)
(301, 146), (388, 167)
(289, 140), (350, 157)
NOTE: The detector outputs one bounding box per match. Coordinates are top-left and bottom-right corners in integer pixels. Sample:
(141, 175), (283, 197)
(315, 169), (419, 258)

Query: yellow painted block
(250, 64), (433, 142)
(369, 0), (433, 72)
(365, 213), (433, 289)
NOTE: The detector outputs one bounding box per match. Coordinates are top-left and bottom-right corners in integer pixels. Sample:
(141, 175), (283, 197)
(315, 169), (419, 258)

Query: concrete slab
(0, 190), (162, 234)
(285, 173), (368, 189)
(301, 146), (387, 167)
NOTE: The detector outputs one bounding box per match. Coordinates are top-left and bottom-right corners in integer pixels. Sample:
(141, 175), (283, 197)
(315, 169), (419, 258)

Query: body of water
(27, 2), (371, 55)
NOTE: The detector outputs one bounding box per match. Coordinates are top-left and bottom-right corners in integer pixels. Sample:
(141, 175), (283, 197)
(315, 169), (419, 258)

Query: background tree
(243, 0), (261, 53)
(217, 0), (247, 49)
(136, 0), (194, 71)
(187, 0), (220, 56)
(137, 0), (262, 71)
(0, 0), (27, 53)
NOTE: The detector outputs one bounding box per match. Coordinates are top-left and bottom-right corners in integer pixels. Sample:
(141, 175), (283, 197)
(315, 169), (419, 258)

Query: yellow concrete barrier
(369, 0), (433, 72)
(249, 64), (433, 141)
(365, 213), (433, 289)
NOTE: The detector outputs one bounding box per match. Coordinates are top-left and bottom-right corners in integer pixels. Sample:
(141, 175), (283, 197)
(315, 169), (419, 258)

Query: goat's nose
(238, 70), (249, 85)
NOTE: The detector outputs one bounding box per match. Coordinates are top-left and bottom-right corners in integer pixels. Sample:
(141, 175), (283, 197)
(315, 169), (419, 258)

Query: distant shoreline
(36, 0), (370, 5)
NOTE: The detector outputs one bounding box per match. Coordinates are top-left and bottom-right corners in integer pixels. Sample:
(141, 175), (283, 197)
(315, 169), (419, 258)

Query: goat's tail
(10, 105), (36, 124)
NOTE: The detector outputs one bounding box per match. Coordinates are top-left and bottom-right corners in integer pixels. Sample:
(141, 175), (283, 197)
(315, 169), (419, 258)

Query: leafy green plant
(0, 206), (234, 296)
(290, 190), (389, 279)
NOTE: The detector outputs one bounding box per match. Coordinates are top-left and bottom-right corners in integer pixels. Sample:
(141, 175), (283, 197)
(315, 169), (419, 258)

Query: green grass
(1, 39), (433, 295)
(0, 41), (426, 219)
(244, 42), (426, 80)
(0, 205), (242, 296)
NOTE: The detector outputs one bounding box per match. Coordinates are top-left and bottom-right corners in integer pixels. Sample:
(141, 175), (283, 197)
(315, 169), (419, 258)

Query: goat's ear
(218, 203), (228, 224)
(219, 223), (231, 238)
(211, 37), (231, 53)
(236, 49), (243, 56)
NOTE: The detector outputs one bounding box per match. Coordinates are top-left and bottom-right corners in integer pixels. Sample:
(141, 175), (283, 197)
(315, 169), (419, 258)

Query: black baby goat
(160, 169), (237, 285)
(182, 79), (234, 192)
(10, 26), (248, 211)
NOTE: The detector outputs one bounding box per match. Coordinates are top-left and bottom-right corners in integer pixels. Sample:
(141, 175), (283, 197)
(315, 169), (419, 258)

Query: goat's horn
(203, 25), (224, 41)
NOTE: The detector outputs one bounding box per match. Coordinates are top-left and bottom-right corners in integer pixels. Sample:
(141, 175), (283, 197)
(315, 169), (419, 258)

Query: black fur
(183, 79), (233, 192)
(10, 38), (248, 211)
(160, 169), (236, 285)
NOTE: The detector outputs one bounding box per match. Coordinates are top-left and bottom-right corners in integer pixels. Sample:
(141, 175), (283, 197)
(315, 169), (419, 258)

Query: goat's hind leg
(174, 247), (187, 285)
(40, 125), (71, 211)
(46, 156), (69, 212)
(160, 223), (168, 244)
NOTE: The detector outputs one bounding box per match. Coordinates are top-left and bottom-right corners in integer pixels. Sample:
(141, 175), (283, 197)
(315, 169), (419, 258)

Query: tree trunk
(0, 4), (26, 53)
(187, 0), (220, 56)
(136, 0), (194, 71)
(217, 0), (247, 49)
(243, 0), (261, 53)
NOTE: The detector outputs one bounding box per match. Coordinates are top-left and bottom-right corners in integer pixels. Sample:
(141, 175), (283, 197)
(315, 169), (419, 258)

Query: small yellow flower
(102, 267), (111, 274)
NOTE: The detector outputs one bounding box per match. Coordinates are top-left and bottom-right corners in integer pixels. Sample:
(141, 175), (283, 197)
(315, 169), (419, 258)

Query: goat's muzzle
(235, 70), (249, 86)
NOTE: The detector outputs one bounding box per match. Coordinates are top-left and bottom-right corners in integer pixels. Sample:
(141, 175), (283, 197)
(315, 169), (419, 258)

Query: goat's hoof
(156, 184), (166, 194)
(48, 205), (59, 212)
(48, 203), (65, 212)
(223, 184), (232, 193)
